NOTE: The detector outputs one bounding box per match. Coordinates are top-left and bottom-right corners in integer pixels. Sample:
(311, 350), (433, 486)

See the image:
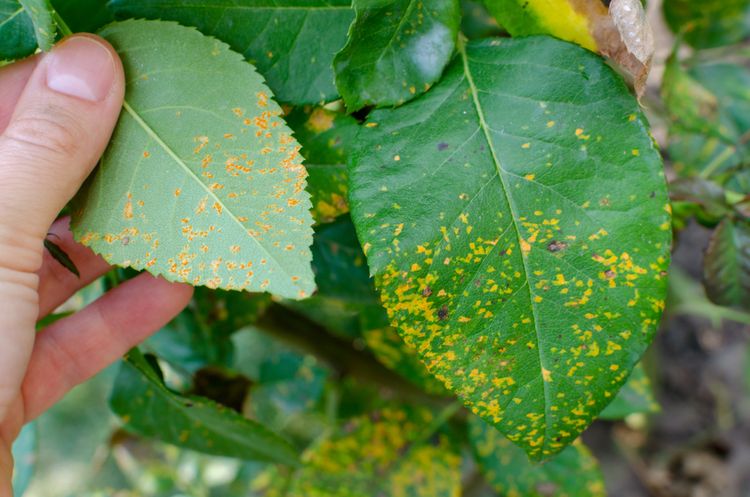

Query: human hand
(0, 35), (194, 496)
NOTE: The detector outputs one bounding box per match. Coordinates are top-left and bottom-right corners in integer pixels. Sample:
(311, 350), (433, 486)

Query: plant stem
(415, 400), (463, 444)
(699, 146), (736, 179)
(255, 303), (451, 406)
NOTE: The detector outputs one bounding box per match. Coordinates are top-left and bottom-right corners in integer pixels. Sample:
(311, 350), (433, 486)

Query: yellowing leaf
(482, 0), (654, 95)
(253, 406), (461, 497)
(469, 415), (606, 497)
(72, 20), (315, 298)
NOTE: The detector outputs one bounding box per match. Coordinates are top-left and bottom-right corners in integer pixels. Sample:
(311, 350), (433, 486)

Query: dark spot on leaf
(437, 142), (449, 151)
(422, 286), (433, 297)
(438, 306), (449, 321)
(650, 191), (656, 198)
(122, 237), (130, 246)
(547, 240), (568, 252)
(604, 270), (616, 279)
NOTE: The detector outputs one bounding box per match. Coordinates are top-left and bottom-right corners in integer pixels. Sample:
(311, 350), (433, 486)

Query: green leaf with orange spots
(0, 0), (55, 60)
(599, 362), (659, 420)
(469, 415), (606, 497)
(285, 107), (358, 224)
(349, 36), (671, 459)
(108, 0), (354, 104)
(110, 348), (299, 465)
(252, 406), (461, 497)
(333, 0), (460, 111)
(72, 20), (315, 299)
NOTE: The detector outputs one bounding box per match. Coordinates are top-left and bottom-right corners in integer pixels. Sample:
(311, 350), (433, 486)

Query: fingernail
(46, 37), (116, 102)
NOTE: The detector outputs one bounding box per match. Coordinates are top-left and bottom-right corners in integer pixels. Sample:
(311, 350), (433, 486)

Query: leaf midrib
(121, 100), (299, 287)
(457, 39), (551, 451)
(0, 6), (23, 29)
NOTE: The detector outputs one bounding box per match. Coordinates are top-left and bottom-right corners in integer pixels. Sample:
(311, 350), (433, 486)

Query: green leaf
(144, 309), (235, 375)
(333, 0), (460, 111)
(286, 216), (376, 338)
(108, 0), (354, 104)
(664, 52), (750, 185)
(663, 0), (750, 49)
(703, 218), (750, 309)
(349, 36), (671, 458)
(662, 48), (722, 139)
(461, 0), (505, 40)
(599, 362), (659, 420)
(482, 0), (654, 95)
(289, 217), (446, 392)
(18, 0), (54, 50)
(285, 107), (358, 224)
(50, 0), (112, 32)
(43, 238), (80, 277)
(362, 326), (447, 394)
(249, 341), (329, 433)
(110, 348), (300, 465)
(254, 406), (461, 496)
(469, 415), (606, 497)
(72, 20), (315, 299)
(0, 0), (53, 60)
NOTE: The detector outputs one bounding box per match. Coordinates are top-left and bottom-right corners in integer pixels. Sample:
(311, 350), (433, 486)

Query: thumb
(0, 36), (123, 430)
(0, 34), (125, 244)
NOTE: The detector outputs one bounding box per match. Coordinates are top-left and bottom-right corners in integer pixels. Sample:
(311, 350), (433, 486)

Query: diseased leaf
(285, 107), (358, 223)
(110, 348), (299, 465)
(108, 0), (354, 104)
(599, 362), (659, 419)
(72, 20), (315, 298)
(253, 406), (461, 497)
(481, 0), (653, 95)
(663, 0), (750, 49)
(469, 415), (606, 497)
(333, 0), (460, 111)
(703, 218), (750, 309)
(0, 0), (54, 60)
(349, 36), (671, 458)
